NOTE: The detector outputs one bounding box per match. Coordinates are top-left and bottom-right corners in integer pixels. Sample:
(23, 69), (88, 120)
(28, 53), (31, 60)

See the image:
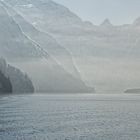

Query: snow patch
(22, 4), (33, 8)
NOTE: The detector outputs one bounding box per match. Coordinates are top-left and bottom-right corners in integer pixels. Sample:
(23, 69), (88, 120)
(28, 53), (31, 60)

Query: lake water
(0, 94), (140, 140)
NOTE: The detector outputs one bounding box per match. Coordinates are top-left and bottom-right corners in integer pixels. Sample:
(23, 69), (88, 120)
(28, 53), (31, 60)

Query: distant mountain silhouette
(100, 19), (113, 27)
(125, 89), (140, 93)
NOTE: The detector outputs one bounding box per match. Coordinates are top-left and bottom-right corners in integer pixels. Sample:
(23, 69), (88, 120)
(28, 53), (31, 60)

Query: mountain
(0, 1), (94, 93)
(0, 58), (34, 93)
(3, 0), (88, 34)
(100, 19), (113, 27)
(0, 3), (43, 60)
(124, 89), (140, 93)
(133, 17), (140, 26)
(4, 0), (140, 92)
(2, 2), (81, 79)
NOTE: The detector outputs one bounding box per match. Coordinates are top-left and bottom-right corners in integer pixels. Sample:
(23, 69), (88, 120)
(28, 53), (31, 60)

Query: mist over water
(0, 0), (140, 139)
(0, 94), (140, 140)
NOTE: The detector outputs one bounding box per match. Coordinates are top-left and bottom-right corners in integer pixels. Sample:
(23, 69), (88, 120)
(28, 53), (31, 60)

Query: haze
(53, 0), (140, 25)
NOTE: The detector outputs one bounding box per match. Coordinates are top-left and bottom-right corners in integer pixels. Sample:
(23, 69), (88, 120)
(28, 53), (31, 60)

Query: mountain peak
(100, 18), (113, 27)
(38, 0), (51, 3)
(133, 17), (140, 26)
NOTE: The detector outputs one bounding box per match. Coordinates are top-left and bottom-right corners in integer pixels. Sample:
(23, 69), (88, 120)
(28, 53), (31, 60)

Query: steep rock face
(0, 3), (42, 60)
(4, 0), (140, 92)
(2, 3), (81, 79)
(0, 58), (34, 93)
(4, 0), (83, 28)
(0, 70), (12, 93)
(11, 0), (140, 59)
(0, 1), (94, 93)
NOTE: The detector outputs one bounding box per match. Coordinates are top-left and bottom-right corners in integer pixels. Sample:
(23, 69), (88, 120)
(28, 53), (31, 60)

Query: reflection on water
(0, 94), (140, 140)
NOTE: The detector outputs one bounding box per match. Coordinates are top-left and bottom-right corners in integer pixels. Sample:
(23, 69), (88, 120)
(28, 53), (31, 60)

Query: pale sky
(53, 0), (140, 25)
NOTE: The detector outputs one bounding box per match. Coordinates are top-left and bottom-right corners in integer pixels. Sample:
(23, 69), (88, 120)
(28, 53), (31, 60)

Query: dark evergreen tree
(0, 70), (12, 93)
(0, 58), (34, 93)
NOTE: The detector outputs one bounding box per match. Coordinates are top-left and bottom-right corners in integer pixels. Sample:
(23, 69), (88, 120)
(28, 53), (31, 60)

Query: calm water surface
(0, 94), (140, 140)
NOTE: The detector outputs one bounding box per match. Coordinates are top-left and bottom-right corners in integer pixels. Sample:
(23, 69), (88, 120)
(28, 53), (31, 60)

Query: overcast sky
(53, 0), (140, 25)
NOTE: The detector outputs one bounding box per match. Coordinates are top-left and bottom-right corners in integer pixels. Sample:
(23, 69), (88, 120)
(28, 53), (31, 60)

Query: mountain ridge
(0, 1), (94, 93)
(1, 0), (140, 92)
